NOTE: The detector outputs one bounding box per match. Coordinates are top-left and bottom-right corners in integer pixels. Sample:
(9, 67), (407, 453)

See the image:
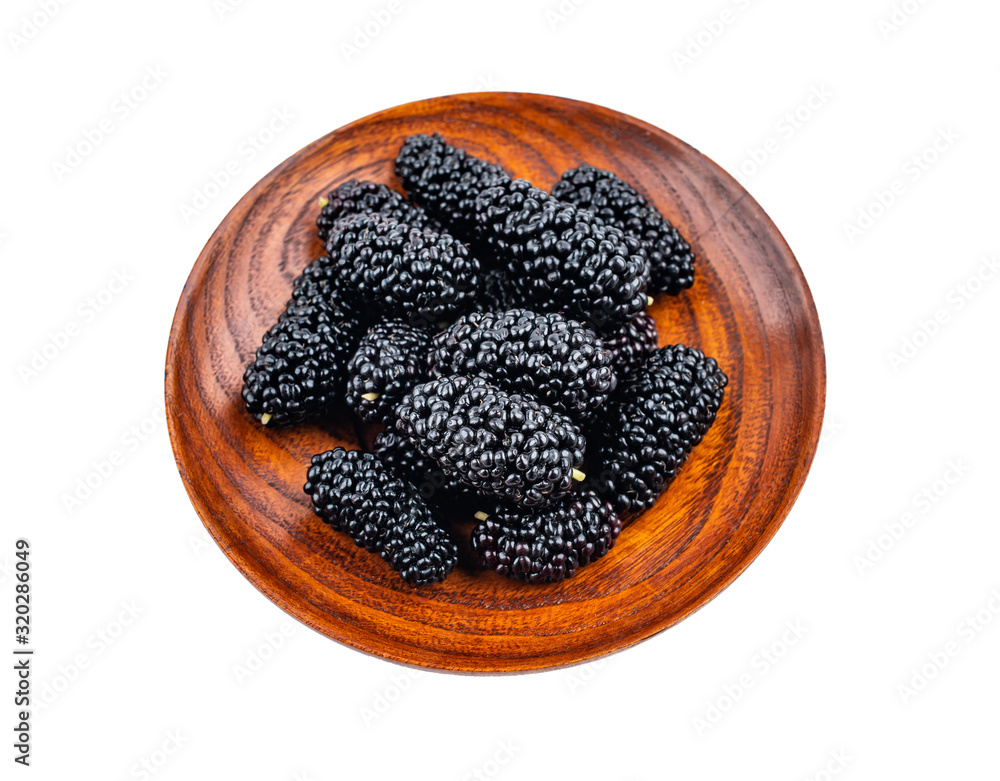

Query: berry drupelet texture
(395, 133), (511, 246)
(395, 375), (587, 509)
(428, 309), (617, 421)
(471, 492), (622, 583)
(473, 268), (517, 313)
(591, 345), (727, 520)
(600, 312), (660, 379)
(317, 179), (434, 245)
(346, 322), (432, 424)
(304, 448), (457, 585)
(551, 164), (696, 295)
(372, 430), (472, 506)
(242, 257), (364, 426)
(327, 213), (481, 328)
(475, 178), (650, 333)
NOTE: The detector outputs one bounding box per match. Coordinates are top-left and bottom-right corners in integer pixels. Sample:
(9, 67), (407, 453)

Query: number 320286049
(15, 539), (30, 638)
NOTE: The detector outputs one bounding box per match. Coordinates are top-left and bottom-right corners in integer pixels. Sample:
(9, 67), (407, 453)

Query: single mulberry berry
(551, 164), (695, 295)
(328, 213), (481, 328)
(317, 179), (435, 245)
(395, 133), (511, 247)
(600, 312), (660, 379)
(591, 345), (727, 520)
(242, 258), (364, 426)
(346, 322), (431, 424)
(395, 375), (587, 509)
(372, 430), (472, 506)
(428, 309), (617, 421)
(475, 178), (650, 333)
(471, 492), (622, 583)
(304, 448), (457, 585)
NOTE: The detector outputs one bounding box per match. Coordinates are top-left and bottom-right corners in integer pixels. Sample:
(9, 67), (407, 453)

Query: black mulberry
(317, 179), (434, 245)
(551, 164), (696, 295)
(395, 133), (511, 246)
(242, 258), (364, 426)
(475, 178), (649, 333)
(328, 213), (481, 328)
(591, 345), (727, 520)
(304, 448), (457, 585)
(428, 309), (617, 421)
(395, 375), (587, 509)
(600, 312), (660, 379)
(346, 322), (431, 424)
(471, 492), (622, 583)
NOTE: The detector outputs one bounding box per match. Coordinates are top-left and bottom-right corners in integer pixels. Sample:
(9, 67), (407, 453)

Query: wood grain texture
(164, 92), (825, 674)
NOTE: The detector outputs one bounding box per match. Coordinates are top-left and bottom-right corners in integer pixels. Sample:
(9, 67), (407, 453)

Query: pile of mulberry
(304, 448), (457, 585)
(346, 322), (431, 424)
(591, 345), (727, 520)
(552, 164), (696, 295)
(475, 178), (649, 332)
(428, 309), (617, 421)
(240, 133), (732, 587)
(395, 375), (586, 509)
(471, 492), (622, 583)
(242, 257), (363, 425)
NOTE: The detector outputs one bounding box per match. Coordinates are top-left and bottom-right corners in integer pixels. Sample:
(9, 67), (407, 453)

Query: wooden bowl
(165, 93), (825, 673)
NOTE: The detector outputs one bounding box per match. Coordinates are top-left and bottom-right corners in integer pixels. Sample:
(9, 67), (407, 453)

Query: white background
(4, 0), (999, 778)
